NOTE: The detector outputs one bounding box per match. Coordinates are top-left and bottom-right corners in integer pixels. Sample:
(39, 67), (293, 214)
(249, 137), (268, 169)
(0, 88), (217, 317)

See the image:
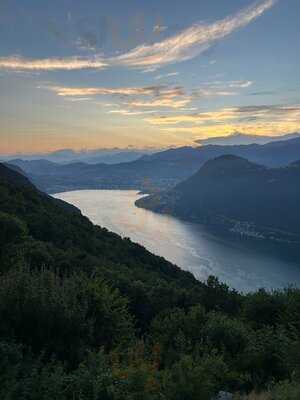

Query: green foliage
(150, 305), (206, 365)
(163, 353), (228, 400)
(0, 163), (300, 398)
(0, 211), (27, 246)
(243, 289), (285, 328)
(272, 380), (300, 400)
(0, 268), (134, 366)
(203, 312), (249, 357)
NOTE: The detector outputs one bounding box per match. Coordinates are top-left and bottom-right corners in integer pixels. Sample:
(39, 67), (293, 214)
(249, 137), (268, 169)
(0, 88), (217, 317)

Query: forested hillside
(137, 156), (300, 248)
(0, 163), (300, 399)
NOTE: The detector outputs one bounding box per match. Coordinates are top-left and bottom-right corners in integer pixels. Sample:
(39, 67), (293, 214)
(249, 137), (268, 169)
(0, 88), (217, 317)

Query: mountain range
(0, 148), (157, 165)
(7, 136), (300, 194)
(195, 132), (300, 146)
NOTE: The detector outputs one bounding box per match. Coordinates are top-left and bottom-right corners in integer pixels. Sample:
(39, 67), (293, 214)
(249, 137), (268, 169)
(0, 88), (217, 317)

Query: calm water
(54, 190), (300, 292)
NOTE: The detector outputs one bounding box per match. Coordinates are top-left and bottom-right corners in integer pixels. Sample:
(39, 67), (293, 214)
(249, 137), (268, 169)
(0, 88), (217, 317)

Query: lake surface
(54, 190), (300, 292)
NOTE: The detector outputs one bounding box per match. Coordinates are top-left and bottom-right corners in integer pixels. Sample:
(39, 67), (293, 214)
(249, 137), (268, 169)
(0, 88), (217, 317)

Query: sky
(0, 0), (299, 154)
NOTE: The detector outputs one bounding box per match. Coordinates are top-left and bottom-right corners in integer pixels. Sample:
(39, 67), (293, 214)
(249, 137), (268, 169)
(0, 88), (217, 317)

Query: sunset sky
(0, 0), (299, 154)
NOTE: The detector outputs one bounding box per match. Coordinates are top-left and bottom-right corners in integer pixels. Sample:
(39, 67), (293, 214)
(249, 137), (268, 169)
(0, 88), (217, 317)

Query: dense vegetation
(0, 163), (299, 399)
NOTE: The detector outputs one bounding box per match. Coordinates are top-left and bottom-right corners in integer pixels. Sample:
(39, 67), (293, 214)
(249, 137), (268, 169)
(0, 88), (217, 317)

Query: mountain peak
(199, 154), (265, 176)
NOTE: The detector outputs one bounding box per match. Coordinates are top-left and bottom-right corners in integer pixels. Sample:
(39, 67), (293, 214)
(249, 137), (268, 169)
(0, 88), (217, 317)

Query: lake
(54, 190), (300, 292)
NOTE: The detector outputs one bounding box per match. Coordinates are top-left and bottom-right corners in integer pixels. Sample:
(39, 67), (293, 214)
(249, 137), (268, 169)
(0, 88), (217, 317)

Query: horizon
(1, 131), (300, 158)
(1, 0), (300, 153)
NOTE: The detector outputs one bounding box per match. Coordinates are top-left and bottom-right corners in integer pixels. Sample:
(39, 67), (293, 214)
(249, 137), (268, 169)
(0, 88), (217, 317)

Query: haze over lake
(54, 190), (300, 292)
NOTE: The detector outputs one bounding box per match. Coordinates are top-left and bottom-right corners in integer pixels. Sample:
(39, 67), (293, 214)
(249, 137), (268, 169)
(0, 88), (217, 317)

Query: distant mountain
(143, 136), (300, 168)
(9, 156), (200, 194)
(8, 137), (300, 194)
(196, 132), (300, 146)
(1, 148), (158, 165)
(81, 151), (150, 164)
(8, 159), (60, 175)
(136, 155), (300, 246)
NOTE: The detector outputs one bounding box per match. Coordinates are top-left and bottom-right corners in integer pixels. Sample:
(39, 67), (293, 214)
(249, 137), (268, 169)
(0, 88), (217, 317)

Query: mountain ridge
(196, 132), (300, 146)
(6, 136), (300, 194)
(136, 155), (300, 246)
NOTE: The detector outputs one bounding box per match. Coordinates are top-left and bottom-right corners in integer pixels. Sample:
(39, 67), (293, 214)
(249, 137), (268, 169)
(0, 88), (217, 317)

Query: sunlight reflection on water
(54, 190), (300, 292)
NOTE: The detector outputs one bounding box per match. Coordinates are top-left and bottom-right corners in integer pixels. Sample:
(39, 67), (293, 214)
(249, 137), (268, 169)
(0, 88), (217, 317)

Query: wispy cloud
(144, 104), (300, 138)
(42, 85), (163, 97)
(145, 105), (300, 126)
(145, 105), (300, 139)
(127, 98), (191, 109)
(193, 89), (237, 97)
(154, 72), (179, 80)
(145, 110), (238, 125)
(42, 84), (188, 99)
(192, 80), (253, 97)
(108, 109), (158, 116)
(41, 80), (253, 110)
(229, 80), (253, 88)
(42, 84), (192, 108)
(110, 0), (277, 69)
(0, 1), (276, 72)
(153, 25), (168, 34)
(0, 56), (107, 71)
(65, 97), (92, 102)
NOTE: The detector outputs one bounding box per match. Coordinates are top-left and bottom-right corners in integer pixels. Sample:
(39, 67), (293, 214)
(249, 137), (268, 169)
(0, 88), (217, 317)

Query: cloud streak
(145, 105), (300, 126)
(42, 80), (254, 111)
(154, 72), (179, 80)
(0, 0), (276, 71)
(149, 104), (300, 139)
(110, 0), (277, 69)
(108, 109), (158, 116)
(0, 56), (107, 71)
(127, 98), (192, 109)
(42, 84), (192, 109)
(43, 85), (163, 96)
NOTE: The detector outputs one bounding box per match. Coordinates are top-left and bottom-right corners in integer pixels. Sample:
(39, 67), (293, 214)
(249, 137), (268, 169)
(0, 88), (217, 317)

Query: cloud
(159, 121), (300, 138)
(65, 97), (92, 102)
(145, 110), (238, 125)
(153, 25), (168, 34)
(0, 55), (107, 71)
(110, 0), (277, 68)
(41, 80), (254, 110)
(42, 85), (164, 97)
(192, 80), (253, 96)
(155, 72), (179, 80)
(145, 104), (300, 138)
(229, 80), (253, 88)
(249, 90), (276, 96)
(128, 97), (192, 109)
(43, 83), (245, 101)
(0, 1), (277, 72)
(193, 88), (237, 97)
(42, 84), (192, 109)
(145, 105), (300, 126)
(108, 109), (158, 116)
